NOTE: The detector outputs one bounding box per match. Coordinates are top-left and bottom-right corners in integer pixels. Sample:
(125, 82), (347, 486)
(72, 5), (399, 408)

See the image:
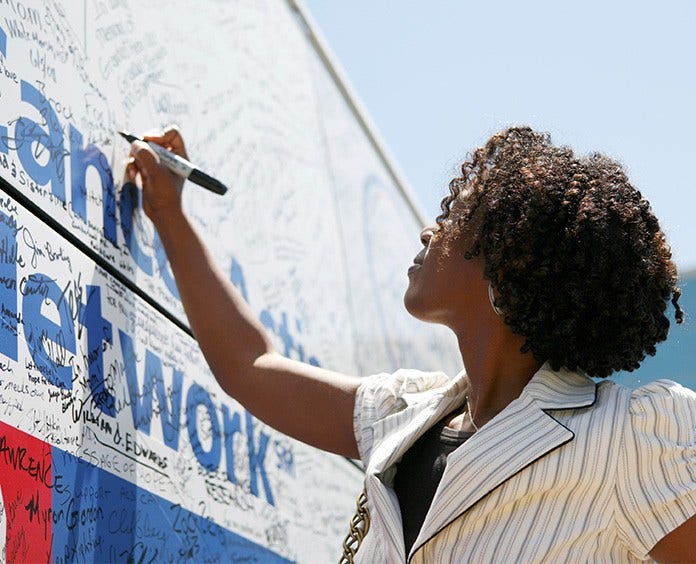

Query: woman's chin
(403, 289), (435, 323)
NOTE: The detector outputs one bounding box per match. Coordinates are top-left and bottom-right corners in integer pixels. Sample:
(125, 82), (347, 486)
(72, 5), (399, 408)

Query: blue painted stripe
(50, 446), (293, 563)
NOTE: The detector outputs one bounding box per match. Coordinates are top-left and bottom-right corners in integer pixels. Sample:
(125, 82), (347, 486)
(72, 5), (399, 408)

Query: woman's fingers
(129, 141), (159, 187)
(124, 156), (138, 182)
(128, 140), (184, 222)
(121, 126), (190, 223)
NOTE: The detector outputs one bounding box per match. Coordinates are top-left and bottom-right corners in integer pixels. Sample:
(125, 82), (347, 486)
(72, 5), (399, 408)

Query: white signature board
(0, 0), (460, 561)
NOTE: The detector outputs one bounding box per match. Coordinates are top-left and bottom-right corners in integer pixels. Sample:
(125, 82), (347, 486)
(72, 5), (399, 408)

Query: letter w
(118, 330), (183, 450)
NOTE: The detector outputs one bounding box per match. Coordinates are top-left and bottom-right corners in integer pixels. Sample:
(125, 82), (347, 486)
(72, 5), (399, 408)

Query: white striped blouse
(352, 365), (696, 563)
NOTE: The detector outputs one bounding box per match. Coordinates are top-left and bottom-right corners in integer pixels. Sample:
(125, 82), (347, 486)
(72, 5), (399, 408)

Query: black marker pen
(118, 131), (228, 195)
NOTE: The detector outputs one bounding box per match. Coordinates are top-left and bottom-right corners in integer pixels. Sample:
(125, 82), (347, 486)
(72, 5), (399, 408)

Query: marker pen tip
(118, 131), (137, 143)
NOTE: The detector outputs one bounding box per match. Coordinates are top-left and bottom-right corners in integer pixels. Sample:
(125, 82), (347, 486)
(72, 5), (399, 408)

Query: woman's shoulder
(612, 378), (696, 557)
(596, 376), (696, 408)
(353, 368), (459, 465)
(627, 378), (696, 413)
(357, 368), (457, 413)
(623, 380), (696, 441)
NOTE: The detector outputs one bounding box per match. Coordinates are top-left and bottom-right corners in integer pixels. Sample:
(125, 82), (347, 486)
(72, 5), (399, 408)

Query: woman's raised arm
(127, 127), (361, 459)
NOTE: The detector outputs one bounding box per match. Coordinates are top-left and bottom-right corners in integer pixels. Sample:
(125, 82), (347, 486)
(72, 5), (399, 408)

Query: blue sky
(303, 1), (696, 273)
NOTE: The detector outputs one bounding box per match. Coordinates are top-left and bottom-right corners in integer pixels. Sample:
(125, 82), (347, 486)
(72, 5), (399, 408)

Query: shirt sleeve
(614, 379), (696, 558)
(352, 369), (451, 465)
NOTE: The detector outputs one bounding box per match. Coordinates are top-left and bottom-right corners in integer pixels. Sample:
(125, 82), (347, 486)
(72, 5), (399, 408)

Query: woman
(127, 126), (696, 562)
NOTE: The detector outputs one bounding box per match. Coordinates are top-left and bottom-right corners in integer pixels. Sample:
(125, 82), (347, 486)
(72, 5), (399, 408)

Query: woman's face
(403, 204), (490, 327)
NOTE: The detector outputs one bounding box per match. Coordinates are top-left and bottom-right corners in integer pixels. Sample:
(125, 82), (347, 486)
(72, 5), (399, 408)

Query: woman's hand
(125, 125), (187, 224)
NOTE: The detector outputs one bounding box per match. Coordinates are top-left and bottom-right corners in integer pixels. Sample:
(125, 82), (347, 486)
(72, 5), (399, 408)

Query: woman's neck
(454, 322), (541, 428)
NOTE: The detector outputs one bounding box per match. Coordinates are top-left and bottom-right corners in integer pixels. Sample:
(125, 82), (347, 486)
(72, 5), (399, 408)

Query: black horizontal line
(0, 176), (194, 339)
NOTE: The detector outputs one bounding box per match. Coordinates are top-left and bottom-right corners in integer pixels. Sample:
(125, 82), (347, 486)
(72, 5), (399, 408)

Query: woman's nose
(420, 226), (437, 246)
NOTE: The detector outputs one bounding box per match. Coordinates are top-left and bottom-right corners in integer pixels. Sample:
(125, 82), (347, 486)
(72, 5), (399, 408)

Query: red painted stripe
(0, 421), (53, 563)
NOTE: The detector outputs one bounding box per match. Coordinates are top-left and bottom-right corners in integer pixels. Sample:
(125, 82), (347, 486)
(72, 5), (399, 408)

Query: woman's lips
(408, 249), (426, 275)
(408, 263), (422, 275)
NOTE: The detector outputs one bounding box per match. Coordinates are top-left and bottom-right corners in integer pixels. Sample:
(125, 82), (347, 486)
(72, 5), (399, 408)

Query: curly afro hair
(437, 126), (683, 378)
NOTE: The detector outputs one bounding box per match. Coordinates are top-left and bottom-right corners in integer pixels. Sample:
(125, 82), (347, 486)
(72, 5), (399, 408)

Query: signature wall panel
(0, 1), (461, 561)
